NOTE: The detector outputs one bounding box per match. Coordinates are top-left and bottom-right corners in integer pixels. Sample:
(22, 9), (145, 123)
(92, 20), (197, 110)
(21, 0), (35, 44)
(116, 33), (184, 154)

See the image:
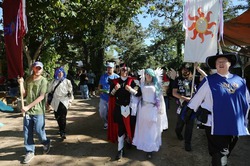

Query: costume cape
(107, 77), (135, 143)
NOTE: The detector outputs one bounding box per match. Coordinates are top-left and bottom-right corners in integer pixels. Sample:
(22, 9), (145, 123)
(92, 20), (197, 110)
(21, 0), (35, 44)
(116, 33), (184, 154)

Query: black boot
(125, 138), (132, 149)
(146, 152), (152, 159)
(115, 149), (124, 160)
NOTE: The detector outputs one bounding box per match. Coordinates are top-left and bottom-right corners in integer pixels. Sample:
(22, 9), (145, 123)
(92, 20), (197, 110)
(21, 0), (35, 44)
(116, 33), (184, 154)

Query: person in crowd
(186, 53), (250, 166)
(7, 78), (19, 97)
(47, 67), (73, 139)
(87, 69), (96, 97)
(115, 65), (120, 74)
(79, 68), (89, 99)
(108, 64), (141, 160)
(133, 68), (168, 159)
(161, 67), (170, 113)
(172, 63), (194, 151)
(18, 61), (51, 164)
(98, 62), (119, 130)
(67, 70), (78, 95)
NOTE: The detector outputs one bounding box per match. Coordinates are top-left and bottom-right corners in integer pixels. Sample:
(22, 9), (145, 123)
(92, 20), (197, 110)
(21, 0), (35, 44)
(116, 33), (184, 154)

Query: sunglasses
(35, 66), (42, 70)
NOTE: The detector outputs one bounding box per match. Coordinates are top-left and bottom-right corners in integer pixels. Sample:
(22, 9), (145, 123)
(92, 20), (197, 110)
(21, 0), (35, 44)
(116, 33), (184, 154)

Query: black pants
(175, 114), (194, 145)
(54, 102), (68, 133)
(117, 115), (136, 137)
(205, 126), (238, 165)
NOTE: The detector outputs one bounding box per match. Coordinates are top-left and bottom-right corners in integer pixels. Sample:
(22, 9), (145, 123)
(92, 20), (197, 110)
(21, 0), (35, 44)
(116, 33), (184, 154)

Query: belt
(142, 100), (155, 105)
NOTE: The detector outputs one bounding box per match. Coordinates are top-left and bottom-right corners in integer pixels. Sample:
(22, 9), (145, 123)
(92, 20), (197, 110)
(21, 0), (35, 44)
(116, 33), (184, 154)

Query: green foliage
(105, 21), (148, 71)
(40, 47), (61, 81)
(2, 0), (249, 76)
(21, 0), (147, 75)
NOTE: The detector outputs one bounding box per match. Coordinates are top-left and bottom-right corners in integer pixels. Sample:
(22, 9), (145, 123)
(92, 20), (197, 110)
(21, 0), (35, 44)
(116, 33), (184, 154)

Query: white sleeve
(188, 78), (210, 112)
(246, 86), (250, 110)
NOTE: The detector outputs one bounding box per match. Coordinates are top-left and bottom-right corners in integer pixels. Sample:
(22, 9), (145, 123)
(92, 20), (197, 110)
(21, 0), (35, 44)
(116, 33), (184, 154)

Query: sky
(137, 0), (247, 27)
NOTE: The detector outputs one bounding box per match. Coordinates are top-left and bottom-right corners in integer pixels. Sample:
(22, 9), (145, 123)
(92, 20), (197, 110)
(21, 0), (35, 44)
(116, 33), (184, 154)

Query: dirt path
(0, 96), (249, 166)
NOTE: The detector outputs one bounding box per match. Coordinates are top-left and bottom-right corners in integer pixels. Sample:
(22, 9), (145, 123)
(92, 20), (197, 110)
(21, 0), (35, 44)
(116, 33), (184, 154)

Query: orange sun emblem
(188, 7), (216, 43)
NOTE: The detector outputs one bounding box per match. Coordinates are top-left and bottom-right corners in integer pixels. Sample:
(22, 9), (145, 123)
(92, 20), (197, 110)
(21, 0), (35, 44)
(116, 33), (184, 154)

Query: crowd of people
(15, 52), (250, 165)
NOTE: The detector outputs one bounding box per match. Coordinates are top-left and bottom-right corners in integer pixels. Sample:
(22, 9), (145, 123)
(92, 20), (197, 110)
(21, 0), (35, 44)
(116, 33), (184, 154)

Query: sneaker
(103, 123), (108, 130)
(23, 152), (34, 164)
(43, 140), (51, 154)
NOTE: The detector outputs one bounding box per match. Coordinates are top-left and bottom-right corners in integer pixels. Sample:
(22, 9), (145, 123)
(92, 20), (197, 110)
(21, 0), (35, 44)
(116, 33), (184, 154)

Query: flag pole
(18, 76), (25, 117)
(191, 63), (196, 97)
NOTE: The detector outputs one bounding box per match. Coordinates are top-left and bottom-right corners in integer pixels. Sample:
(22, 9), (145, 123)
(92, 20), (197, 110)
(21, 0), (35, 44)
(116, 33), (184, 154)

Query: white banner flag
(183, 0), (222, 63)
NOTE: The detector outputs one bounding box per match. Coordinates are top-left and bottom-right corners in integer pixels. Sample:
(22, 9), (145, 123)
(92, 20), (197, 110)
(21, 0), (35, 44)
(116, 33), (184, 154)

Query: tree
(106, 21), (148, 70)
(23, 0), (146, 76)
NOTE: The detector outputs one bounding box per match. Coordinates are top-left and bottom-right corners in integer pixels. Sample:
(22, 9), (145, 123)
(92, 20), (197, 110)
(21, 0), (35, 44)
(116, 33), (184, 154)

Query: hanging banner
(183, 0), (222, 63)
(3, 0), (27, 79)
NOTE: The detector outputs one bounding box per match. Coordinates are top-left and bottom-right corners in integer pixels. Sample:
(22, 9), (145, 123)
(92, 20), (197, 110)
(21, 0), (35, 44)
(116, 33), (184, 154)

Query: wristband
(111, 88), (116, 95)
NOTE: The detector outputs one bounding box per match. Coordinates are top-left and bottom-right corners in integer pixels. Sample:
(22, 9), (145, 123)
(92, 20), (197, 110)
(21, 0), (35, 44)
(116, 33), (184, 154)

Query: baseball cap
(32, 61), (43, 69)
(105, 62), (115, 68)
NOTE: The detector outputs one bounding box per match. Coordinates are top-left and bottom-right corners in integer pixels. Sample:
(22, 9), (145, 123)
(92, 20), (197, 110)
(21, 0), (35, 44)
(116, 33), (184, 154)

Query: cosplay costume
(133, 68), (168, 153)
(187, 53), (250, 166)
(108, 75), (141, 158)
(188, 73), (250, 165)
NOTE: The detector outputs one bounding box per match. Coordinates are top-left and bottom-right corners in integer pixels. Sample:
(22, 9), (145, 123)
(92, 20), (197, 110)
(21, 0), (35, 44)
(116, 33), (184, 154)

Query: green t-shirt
(24, 76), (48, 115)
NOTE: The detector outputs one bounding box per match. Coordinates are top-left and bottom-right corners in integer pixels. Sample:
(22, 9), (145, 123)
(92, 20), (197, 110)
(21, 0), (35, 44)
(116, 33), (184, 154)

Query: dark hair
(180, 63), (193, 72)
(161, 67), (167, 70)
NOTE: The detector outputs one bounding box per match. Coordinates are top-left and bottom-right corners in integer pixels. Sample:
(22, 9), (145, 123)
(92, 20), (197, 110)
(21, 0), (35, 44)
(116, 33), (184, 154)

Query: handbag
(47, 80), (62, 105)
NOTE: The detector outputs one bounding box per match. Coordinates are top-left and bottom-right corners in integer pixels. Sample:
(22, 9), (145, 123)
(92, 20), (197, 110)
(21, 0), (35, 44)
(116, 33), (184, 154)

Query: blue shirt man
(98, 62), (119, 129)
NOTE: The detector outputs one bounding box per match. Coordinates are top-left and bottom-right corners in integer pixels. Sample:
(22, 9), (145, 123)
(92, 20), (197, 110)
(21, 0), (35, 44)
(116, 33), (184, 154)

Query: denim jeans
(98, 98), (108, 124)
(23, 114), (50, 153)
(80, 85), (89, 99)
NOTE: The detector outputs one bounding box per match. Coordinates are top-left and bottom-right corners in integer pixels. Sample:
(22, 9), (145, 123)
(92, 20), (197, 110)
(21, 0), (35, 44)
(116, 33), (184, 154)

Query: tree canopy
(0, 0), (249, 79)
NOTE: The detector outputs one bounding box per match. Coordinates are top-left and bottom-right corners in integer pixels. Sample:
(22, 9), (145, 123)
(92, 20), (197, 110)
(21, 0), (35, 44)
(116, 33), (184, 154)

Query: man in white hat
(18, 61), (51, 164)
(185, 53), (250, 165)
(98, 62), (119, 129)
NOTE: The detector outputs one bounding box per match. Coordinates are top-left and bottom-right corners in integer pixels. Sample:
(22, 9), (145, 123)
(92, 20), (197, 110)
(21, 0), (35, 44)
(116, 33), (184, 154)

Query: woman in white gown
(133, 68), (168, 159)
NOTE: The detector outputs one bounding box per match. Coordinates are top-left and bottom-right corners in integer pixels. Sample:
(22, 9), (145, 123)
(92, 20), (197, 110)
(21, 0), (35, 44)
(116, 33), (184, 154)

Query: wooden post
(18, 77), (25, 117)
(191, 64), (196, 98)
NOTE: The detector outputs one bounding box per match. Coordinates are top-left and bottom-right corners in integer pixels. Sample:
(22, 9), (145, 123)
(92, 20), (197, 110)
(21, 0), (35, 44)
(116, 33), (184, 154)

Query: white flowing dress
(132, 83), (168, 152)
